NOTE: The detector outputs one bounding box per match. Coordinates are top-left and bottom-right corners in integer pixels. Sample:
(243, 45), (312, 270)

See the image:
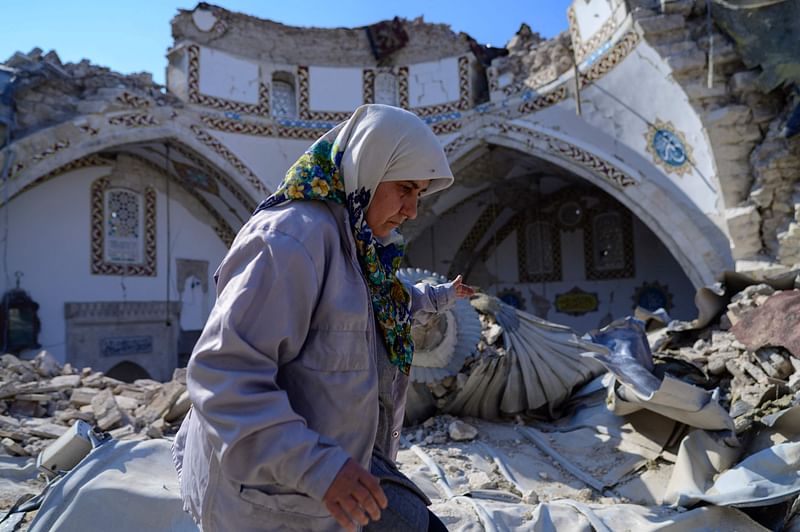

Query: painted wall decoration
(555, 286), (599, 316)
(517, 217), (563, 283)
(173, 160), (219, 194)
(91, 177), (157, 276)
(646, 119), (694, 176)
(632, 280), (674, 313)
(496, 288), (526, 311)
(583, 204), (635, 280)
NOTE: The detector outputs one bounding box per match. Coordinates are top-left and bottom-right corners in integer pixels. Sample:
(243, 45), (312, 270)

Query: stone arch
(1, 108), (266, 207)
(433, 124), (732, 288)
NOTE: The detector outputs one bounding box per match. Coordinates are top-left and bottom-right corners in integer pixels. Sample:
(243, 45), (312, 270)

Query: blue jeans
(366, 453), (447, 531)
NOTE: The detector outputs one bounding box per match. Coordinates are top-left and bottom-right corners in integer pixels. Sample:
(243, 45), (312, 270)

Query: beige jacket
(172, 201), (454, 531)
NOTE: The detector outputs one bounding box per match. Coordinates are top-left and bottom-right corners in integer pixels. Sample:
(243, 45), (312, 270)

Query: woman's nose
(401, 196), (418, 220)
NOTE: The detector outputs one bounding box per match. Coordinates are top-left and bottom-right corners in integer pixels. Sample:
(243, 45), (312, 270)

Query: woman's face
(365, 179), (431, 238)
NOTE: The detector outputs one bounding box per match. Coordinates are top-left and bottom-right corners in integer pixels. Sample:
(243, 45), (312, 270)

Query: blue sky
(1, 1), (574, 85)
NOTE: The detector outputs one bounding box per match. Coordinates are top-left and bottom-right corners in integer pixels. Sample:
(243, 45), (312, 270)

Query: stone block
(635, 14), (687, 36)
(135, 380), (185, 425)
(90, 389), (124, 431)
(729, 70), (761, 97)
(448, 419), (478, 441)
(665, 49), (707, 75)
(70, 387), (100, 406)
(726, 205), (763, 259)
(705, 105), (752, 127)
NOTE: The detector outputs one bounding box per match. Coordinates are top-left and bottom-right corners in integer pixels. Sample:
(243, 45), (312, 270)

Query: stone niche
(64, 301), (181, 382)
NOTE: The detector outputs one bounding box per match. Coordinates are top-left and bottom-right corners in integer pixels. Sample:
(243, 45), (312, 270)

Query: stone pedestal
(64, 301), (181, 382)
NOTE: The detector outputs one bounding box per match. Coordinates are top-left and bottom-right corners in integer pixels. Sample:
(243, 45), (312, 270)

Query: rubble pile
(0, 352), (190, 459)
(3, 48), (176, 136)
(659, 283), (800, 433)
(490, 24), (574, 92)
(406, 281), (800, 447)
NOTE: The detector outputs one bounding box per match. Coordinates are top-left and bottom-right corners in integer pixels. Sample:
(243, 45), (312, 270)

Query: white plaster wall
(0, 167), (229, 363)
(583, 44), (718, 215)
(308, 66), (363, 112)
(209, 130), (310, 193)
(199, 46), (261, 104)
(527, 52), (719, 221)
(408, 57), (460, 107)
(572, 0), (614, 39)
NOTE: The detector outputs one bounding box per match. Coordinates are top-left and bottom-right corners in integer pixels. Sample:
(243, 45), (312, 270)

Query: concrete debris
(489, 25), (573, 93)
(3, 47), (178, 138)
(0, 351), (188, 458)
(658, 284), (800, 435)
(448, 419), (478, 442)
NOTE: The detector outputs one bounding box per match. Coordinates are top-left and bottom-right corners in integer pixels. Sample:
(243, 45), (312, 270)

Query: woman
(173, 104), (472, 531)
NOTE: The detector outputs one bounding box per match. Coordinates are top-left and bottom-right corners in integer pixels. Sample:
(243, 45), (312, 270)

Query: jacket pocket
(300, 329), (370, 372)
(239, 486), (329, 518)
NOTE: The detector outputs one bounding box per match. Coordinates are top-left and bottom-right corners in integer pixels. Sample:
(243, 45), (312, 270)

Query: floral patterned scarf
(253, 136), (415, 374)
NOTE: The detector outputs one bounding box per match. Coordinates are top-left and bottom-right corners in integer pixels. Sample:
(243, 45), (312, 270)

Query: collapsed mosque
(0, 0), (798, 379)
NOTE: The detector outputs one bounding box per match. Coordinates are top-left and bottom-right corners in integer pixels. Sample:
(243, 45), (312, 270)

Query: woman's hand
(323, 458), (387, 531)
(451, 274), (476, 299)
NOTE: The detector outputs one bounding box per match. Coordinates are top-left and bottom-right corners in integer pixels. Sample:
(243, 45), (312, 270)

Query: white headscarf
(333, 104), (454, 208)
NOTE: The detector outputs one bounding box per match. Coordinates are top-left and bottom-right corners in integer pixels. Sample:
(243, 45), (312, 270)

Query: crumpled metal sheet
(669, 439), (800, 508)
(731, 290), (800, 358)
(446, 296), (605, 419)
(584, 318), (734, 432)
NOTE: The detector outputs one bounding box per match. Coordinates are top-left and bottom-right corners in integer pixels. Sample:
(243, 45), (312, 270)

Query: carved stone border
(568, 5), (620, 64)
(362, 69), (375, 104)
(200, 114), (273, 136)
(297, 66), (355, 122)
(187, 44), (270, 117)
(91, 177), (157, 276)
(108, 112), (160, 128)
(579, 31), (641, 86)
(444, 121), (637, 190)
(518, 86), (569, 115)
(13, 154), (112, 202)
(190, 124), (267, 195)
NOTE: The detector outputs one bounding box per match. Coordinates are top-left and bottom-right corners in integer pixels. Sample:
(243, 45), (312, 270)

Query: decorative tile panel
(583, 204), (635, 280)
(517, 215), (562, 283)
(646, 119), (694, 176)
(397, 66), (410, 109)
(632, 280), (674, 313)
(91, 177), (156, 276)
